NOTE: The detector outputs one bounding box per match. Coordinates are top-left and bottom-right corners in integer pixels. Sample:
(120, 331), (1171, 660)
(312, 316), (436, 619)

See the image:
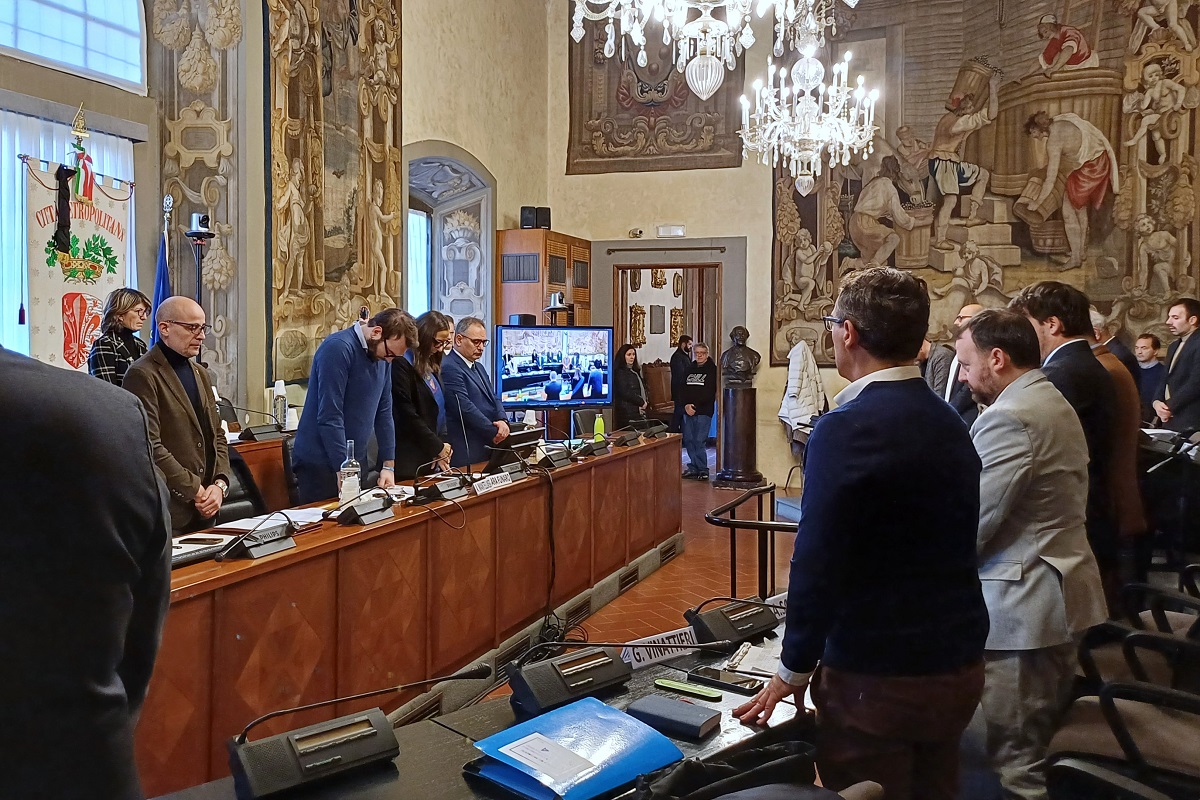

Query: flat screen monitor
(494, 325), (613, 409)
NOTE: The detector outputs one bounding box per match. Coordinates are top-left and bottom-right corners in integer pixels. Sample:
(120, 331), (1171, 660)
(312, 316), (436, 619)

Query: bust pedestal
(714, 386), (765, 489)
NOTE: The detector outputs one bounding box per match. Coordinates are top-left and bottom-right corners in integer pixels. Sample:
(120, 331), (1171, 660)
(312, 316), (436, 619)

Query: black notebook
(625, 694), (722, 740)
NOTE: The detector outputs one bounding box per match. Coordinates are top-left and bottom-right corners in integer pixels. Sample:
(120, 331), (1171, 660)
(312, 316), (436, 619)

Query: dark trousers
(811, 661), (985, 800)
(294, 461), (339, 504)
(682, 413), (711, 473)
(671, 402), (685, 433)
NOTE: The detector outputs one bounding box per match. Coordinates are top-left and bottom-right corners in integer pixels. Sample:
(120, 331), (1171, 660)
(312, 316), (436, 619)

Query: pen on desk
(724, 667), (775, 679)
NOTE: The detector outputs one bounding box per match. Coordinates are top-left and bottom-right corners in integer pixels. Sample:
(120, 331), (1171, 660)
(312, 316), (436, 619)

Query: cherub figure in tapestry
(929, 70), (1001, 249)
(786, 228), (834, 309)
(1135, 214), (1189, 293)
(1124, 59), (1197, 161)
(1020, 111), (1120, 270)
(1125, 0), (1197, 54)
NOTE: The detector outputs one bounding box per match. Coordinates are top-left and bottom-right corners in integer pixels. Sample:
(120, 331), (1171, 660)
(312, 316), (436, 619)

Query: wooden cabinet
(497, 229), (591, 327)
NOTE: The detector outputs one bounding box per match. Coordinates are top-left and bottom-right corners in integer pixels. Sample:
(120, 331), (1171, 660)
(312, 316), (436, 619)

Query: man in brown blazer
(124, 295), (231, 533)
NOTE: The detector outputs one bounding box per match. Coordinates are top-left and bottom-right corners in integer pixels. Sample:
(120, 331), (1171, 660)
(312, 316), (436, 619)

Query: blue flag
(149, 232), (170, 346)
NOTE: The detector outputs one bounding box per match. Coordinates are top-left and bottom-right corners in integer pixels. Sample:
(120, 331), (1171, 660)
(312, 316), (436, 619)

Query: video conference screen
(494, 325), (613, 409)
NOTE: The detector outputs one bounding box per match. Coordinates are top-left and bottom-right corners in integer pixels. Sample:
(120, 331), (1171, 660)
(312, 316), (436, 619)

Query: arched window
(0, 0), (147, 94)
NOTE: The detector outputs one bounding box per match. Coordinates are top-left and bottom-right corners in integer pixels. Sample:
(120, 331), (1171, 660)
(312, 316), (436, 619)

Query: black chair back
(280, 434), (300, 507)
(214, 450), (268, 526)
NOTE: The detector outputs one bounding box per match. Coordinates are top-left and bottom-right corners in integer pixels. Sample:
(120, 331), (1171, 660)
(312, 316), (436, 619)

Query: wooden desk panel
(550, 469), (593, 607)
(138, 436), (682, 796)
(429, 499), (497, 675)
(591, 457), (629, 581)
(231, 439), (290, 512)
(654, 442), (683, 545)
(209, 556), (338, 777)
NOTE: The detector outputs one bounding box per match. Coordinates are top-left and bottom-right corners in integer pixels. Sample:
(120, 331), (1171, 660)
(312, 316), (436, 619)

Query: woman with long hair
(612, 343), (648, 431)
(88, 287), (152, 386)
(392, 310), (454, 477)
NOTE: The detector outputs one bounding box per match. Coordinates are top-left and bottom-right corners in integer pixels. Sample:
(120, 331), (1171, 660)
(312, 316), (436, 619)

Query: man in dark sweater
(678, 342), (717, 479)
(1135, 333), (1166, 423)
(292, 308), (417, 502)
(735, 268), (989, 800)
(669, 334), (693, 433)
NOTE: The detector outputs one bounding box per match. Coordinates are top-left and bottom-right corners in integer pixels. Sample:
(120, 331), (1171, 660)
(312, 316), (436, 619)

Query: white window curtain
(0, 108), (136, 354)
(406, 209), (431, 318)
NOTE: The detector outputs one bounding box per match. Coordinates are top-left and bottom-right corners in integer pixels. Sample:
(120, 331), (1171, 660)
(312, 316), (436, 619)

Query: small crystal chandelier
(739, 49), (878, 195)
(571, 0), (859, 101)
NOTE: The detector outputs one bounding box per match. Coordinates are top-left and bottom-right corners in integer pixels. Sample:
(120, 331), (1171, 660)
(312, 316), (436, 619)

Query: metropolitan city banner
(25, 160), (131, 370)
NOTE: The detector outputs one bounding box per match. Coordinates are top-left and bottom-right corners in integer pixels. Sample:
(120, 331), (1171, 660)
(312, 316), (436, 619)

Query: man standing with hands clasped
(442, 316), (509, 467)
(734, 268), (989, 800)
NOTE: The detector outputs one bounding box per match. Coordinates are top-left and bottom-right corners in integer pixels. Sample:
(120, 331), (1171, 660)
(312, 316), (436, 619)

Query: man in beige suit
(954, 310), (1107, 800)
(124, 296), (231, 533)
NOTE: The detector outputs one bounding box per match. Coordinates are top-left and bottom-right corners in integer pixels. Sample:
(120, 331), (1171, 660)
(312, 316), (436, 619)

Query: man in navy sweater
(735, 268), (989, 800)
(292, 308), (417, 502)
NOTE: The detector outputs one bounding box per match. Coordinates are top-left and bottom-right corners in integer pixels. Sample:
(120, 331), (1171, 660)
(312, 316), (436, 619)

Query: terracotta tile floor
(582, 450), (798, 643)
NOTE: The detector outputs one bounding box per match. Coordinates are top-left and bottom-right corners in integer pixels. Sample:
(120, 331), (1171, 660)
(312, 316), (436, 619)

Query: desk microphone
(214, 510), (299, 562)
(221, 401), (285, 441)
(229, 663), (493, 799)
(684, 596), (785, 645)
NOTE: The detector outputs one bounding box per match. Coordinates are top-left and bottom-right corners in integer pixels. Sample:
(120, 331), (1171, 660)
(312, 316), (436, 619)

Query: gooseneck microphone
(224, 402), (281, 427)
(521, 639), (736, 664)
(235, 662), (492, 744)
(214, 510), (298, 562)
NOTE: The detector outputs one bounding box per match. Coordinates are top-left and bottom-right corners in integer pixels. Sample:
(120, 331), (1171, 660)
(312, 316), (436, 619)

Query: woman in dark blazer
(612, 343), (647, 431)
(392, 310), (454, 478)
(88, 287), (151, 386)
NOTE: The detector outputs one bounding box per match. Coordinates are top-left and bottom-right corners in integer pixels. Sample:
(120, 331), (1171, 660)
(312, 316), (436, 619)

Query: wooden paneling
(209, 556), (337, 777)
(550, 469), (593, 606)
(496, 486), (551, 639)
(591, 457), (628, 581)
(627, 448), (657, 557)
(232, 439), (290, 512)
(136, 596), (214, 796)
(336, 522), (429, 717)
(654, 438), (683, 544)
(429, 500), (497, 674)
(496, 229), (592, 324)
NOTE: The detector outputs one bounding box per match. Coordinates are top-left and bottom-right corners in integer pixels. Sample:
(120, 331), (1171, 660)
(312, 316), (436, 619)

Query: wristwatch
(214, 479), (229, 496)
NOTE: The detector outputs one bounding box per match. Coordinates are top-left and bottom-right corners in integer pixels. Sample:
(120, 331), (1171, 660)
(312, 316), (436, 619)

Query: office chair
(214, 450), (268, 526)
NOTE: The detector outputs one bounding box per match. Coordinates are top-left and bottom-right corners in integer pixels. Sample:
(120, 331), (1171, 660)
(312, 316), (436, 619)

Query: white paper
(498, 732), (594, 784)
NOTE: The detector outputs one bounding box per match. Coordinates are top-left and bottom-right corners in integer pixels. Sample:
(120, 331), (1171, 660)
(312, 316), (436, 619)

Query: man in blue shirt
(735, 268), (989, 800)
(292, 308), (417, 502)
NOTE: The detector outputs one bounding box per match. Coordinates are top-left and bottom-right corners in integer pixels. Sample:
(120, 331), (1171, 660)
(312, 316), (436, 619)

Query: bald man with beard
(945, 304), (984, 425)
(124, 296), (231, 533)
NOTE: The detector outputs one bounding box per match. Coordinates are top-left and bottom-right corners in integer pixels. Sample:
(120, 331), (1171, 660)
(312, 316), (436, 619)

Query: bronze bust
(720, 325), (760, 387)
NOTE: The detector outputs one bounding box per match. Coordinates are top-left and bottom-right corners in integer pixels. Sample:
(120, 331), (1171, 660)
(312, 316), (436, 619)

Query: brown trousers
(811, 661), (985, 800)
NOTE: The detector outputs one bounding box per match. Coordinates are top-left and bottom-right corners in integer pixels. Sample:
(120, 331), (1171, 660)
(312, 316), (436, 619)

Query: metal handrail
(705, 484), (796, 533)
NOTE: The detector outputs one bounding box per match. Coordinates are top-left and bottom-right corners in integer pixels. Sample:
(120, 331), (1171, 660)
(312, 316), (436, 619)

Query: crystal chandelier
(739, 49), (878, 195)
(570, 0), (860, 101)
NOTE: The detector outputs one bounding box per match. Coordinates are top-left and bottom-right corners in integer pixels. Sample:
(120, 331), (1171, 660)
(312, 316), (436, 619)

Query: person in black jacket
(612, 343), (648, 430)
(88, 287), (151, 386)
(1010, 282), (1119, 590)
(1, 345), (171, 800)
(1153, 298), (1200, 433)
(392, 310), (453, 478)
(679, 342), (718, 479)
(1135, 333), (1166, 423)
(669, 334), (693, 433)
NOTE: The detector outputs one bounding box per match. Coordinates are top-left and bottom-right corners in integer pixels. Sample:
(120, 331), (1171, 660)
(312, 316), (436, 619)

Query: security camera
(628, 228), (644, 239)
(186, 212), (214, 241)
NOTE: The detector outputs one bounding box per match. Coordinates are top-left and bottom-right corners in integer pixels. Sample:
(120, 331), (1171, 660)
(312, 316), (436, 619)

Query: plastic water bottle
(593, 412), (605, 443)
(339, 439), (361, 505)
(272, 380), (287, 428)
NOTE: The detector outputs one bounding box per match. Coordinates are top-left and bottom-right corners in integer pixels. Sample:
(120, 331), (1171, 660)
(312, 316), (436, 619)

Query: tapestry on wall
(566, 14), (744, 174)
(266, 0), (403, 381)
(771, 0), (1199, 367)
(24, 160), (130, 371)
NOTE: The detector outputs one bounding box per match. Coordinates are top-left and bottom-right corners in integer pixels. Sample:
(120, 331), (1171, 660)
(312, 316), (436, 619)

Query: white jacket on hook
(779, 339), (824, 439)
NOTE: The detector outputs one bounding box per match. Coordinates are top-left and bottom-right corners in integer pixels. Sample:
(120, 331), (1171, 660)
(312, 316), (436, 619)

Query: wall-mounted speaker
(509, 314), (537, 326)
(520, 206), (537, 229)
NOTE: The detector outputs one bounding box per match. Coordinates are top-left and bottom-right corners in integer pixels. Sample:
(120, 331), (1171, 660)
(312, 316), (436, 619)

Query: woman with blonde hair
(88, 287), (152, 386)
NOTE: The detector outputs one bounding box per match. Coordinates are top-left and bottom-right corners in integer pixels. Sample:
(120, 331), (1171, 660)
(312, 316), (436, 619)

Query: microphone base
(239, 424), (285, 442)
(336, 496), (396, 526)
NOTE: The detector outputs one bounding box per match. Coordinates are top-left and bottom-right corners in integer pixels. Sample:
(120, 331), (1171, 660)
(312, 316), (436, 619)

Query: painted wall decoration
(771, 0), (1200, 366)
(151, 0), (244, 398)
(566, 14), (744, 174)
(265, 0), (403, 381)
(433, 192), (491, 328)
(24, 160), (130, 369)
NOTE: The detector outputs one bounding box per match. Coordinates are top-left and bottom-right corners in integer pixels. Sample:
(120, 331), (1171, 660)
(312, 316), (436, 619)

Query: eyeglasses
(381, 338), (400, 359)
(133, 307), (149, 317)
(165, 320), (212, 335)
(822, 315), (846, 332)
(462, 337), (488, 347)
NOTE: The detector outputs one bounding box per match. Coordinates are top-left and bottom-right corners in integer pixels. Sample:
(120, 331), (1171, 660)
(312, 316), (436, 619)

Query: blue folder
(465, 697), (684, 800)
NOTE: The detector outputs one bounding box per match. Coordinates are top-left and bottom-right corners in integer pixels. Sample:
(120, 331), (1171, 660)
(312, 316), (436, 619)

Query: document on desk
(212, 507), (326, 531)
(465, 697), (682, 800)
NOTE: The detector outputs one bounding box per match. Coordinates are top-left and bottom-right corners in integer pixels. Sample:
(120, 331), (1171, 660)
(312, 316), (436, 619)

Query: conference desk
(137, 435), (683, 797)
(157, 647), (820, 800)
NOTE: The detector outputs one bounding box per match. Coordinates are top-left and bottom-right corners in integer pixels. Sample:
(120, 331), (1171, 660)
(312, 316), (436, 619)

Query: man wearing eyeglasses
(124, 295), (231, 533)
(292, 308), (418, 503)
(441, 316), (509, 467)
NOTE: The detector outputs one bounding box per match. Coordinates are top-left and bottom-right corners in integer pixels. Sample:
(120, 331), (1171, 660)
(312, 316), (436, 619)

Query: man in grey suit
(954, 310), (1107, 800)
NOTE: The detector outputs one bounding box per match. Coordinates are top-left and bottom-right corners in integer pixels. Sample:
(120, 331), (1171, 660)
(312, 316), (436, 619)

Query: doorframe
(612, 262), (724, 466)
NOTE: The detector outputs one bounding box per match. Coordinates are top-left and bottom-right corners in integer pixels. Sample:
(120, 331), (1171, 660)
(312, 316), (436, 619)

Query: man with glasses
(442, 316), (509, 467)
(124, 295), (231, 533)
(945, 303), (984, 425)
(735, 269), (988, 800)
(292, 308), (417, 503)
